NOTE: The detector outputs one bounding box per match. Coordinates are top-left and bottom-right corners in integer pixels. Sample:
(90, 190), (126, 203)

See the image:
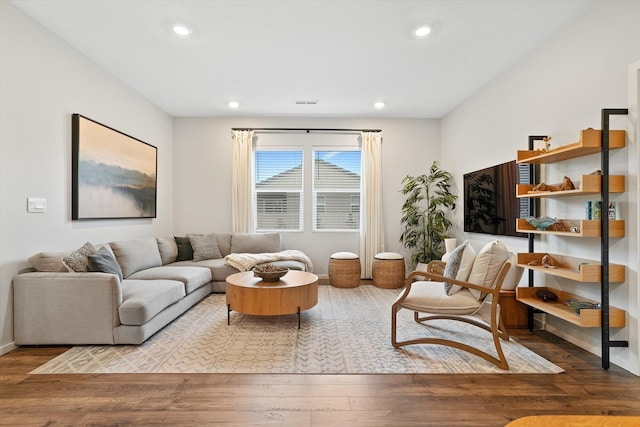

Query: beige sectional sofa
(13, 232), (310, 346)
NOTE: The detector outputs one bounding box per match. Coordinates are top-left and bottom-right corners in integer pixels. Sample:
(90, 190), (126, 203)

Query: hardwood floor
(2, 329), (640, 426)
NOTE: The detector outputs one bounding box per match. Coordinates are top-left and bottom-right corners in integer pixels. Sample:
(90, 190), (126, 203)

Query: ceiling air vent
(295, 100), (318, 105)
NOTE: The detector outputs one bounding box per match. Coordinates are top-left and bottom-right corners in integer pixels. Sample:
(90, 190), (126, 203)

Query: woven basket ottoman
(328, 252), (361, 288)
(372, 252), (405, 289)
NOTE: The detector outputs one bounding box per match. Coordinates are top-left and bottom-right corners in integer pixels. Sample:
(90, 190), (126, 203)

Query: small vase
(441, 238), (457, 262)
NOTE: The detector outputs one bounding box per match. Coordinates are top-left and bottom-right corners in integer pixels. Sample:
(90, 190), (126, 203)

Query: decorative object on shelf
(535, 289), (559, 302)
(589, 169), (602, 175)
(530, 176), (576, 193)
(253, 264), (289, 281)
(608, 201), (617, 220)
(541, 254), (555, 268)
(400, 161), (457, 264)
(441, 238), (457, 262)
(543, 136), (552, 151)
(524, 216), (559, 230)
(592, 201), (602, 219)
(564, 299), (601, 315)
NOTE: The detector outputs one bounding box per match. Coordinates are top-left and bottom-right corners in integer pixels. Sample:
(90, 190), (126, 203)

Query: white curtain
(231, 130), (254, 233)
(360, 131), (384, 278)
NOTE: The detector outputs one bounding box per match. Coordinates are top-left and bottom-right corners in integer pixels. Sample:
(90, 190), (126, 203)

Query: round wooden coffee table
(226, 270), (319, 328)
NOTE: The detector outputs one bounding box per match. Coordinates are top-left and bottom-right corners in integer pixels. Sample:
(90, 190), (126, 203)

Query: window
(312, 150), (361, 231)
(254, 150), (303, 231)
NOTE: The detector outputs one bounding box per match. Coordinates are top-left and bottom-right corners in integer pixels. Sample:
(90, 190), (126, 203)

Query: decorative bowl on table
(253, 265), (289, 282)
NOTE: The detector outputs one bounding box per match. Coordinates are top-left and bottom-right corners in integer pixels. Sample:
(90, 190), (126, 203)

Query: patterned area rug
(31, 285), (563, 374)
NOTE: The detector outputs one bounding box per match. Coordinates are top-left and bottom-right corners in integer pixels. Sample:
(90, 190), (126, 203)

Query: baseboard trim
(0, 341), (17, 355)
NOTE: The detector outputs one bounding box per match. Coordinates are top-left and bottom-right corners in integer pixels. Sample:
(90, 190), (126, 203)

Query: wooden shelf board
(516, 287), (625, 328)
(515, 219), (625, 238)
(516, 253), (625, 283)
(516, 175), (625, 198)
(516, 129), (626, 164)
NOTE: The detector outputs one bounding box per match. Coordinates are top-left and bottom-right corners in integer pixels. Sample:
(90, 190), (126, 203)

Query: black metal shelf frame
(524, 109), (629, 370)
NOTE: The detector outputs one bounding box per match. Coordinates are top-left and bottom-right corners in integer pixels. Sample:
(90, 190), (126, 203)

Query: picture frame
(72, 114), (157, 220)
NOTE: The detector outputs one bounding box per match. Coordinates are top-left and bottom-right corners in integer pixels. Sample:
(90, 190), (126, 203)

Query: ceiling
(12, 0), (596, 118)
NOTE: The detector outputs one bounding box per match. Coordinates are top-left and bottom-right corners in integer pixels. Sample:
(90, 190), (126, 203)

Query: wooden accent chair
(391, 259), (512, 370)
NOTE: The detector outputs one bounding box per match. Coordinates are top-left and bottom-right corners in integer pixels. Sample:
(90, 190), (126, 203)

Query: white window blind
(254, 150), (303, 231)
(312, 150), (361, 231)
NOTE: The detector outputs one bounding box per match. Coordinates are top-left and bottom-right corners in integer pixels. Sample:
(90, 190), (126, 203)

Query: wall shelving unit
(515, 109), (629, 370)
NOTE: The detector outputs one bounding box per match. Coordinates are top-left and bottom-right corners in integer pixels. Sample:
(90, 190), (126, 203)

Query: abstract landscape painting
(72, 114), (157, 219)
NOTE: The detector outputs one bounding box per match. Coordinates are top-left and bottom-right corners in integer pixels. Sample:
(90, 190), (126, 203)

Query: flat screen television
(463, 160), (536, 238)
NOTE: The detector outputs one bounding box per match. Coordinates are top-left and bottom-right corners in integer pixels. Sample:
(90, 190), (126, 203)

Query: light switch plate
(27, 197), (46, 213)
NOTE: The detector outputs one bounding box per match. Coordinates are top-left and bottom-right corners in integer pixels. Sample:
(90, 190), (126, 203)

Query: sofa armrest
(13, 272), (123, 345)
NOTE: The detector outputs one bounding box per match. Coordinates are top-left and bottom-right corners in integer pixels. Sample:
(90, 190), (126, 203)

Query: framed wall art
(72, 114), (157, 220)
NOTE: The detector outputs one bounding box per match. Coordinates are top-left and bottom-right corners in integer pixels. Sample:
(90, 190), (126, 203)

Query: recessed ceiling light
(228, 101), (240, 109)
(413, 25), (432, 38)
(374, 101), (385, 109)
(172, 24), (192, 37)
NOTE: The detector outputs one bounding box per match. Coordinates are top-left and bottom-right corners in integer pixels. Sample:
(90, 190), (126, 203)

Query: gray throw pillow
(174, 236), (194, 261)
(62, 242), (97, 272)
(443, 243), (467, 295)
(187, 233), (223, 261)
(88, 246), (123, 281)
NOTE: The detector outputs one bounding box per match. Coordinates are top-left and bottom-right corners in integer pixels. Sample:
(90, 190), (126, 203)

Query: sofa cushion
(87, 246), (123, 281)
(127, 266), (212, 294)
(62, 242), (97, 272)
(174, 236), (194, 261)
(110, 238), (162, 278)
(230, 233), (280, 254)
(28, 251), (69, 272)
(119, 280), (185, 326)
(215, 233), (232, 257)
(171, 258), (238, 282)
(156, 237), (178, 265)
(396, 282), (481, 315)
(467, 240), (510, 300)
(187, 233), (223, 261)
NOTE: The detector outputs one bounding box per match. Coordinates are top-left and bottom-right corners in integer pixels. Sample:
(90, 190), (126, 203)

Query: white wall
(441, 1), (640, 374)
(0, 2), (174, 352)
(173, 117), (440, 275)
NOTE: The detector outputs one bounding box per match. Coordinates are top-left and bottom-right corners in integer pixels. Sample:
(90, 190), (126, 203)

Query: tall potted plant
(400, 161), (457, 265)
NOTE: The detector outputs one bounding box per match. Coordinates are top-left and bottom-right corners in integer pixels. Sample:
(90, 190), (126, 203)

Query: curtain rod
(231, 127), (382, 133)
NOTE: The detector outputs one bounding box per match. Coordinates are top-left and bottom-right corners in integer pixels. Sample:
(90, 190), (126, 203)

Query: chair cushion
(397, 281), (481, 315)
(331, 252), (359, 260)
(119, 280), (185, 325)
(444, 241), (476, 295)
(467, 240), (510, 300)
(374, 252), (403, 260)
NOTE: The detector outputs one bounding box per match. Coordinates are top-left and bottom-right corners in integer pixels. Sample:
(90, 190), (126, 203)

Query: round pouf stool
(328, 252), (361, 288)
(372, 252), (406, 289)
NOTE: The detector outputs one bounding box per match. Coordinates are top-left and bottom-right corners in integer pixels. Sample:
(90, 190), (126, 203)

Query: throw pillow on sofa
(87, 246), (123, 281)
(62, 241), (97, 272)
(187, 233), (223, 261)
(174, 236), (194, 261)
(28, 251), (69, 272)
